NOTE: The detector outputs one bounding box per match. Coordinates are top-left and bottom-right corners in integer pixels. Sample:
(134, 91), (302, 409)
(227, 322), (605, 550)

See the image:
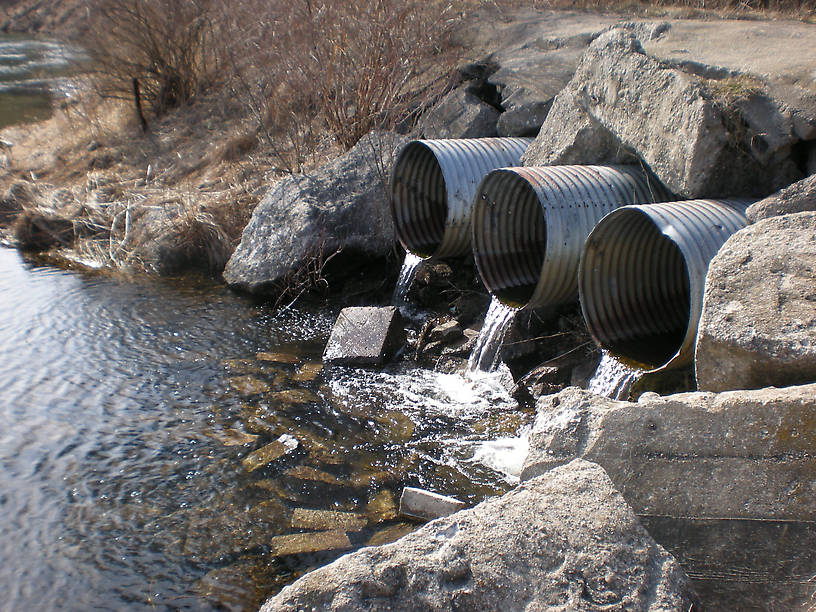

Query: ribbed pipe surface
(391, 138), (531, 258)
(471, 165), (671, 308)
(578, 199), (751, 371)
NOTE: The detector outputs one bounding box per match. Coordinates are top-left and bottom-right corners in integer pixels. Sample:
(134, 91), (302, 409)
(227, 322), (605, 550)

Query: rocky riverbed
(2, 5), (816, 611)
(225, 12), (816, 612)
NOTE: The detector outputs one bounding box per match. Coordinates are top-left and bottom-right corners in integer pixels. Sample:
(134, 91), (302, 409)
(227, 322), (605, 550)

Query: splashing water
(587, 351), (643, 400)
(392, 252), (424, 307)
(466, 429), (530, 484)
(468, 297), (517, 372)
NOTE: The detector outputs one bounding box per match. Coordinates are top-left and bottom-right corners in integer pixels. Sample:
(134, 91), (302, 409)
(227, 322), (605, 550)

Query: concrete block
(399, 487), (465, 521)
(323, 306), (405, 366)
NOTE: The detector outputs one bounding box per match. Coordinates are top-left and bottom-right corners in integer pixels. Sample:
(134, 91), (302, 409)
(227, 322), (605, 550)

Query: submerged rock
(261, 459), (699, 611)
(290, 509), (368, 532)
(268, 531), (352, 557)
(696, 212), (816, 392)
(228, 375), (271, 396)
(223, 131), (408, 295)
(242, 435), (299, 473)
(365, 522), (414, 547)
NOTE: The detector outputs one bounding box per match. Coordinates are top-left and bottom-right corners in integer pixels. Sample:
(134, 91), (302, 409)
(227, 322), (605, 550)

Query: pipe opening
(391, 142), (447, 258)
(580, 208), (691, 369)
(472, 170), (547, 306)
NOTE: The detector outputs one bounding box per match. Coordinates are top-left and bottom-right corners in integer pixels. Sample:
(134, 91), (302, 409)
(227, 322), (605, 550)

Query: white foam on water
(468, 430), (530, 483)
(327, 364), (517, 420)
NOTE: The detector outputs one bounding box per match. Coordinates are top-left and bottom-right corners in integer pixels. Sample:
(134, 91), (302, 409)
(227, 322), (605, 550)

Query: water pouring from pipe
(392, 252), (424, 308)
(579, 199), (752, 377)
(587, 351), (643, 400)
(467, 297), (517, 373)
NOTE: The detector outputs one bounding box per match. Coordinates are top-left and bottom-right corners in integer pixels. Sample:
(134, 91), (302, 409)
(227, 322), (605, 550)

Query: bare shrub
(220, 0), (458, 157)
(82, 0), (224, 117)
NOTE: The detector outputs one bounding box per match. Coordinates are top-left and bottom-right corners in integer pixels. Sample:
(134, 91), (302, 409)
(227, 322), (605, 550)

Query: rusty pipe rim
(390, 138), (531, 259)
(471, 165), (672, 309)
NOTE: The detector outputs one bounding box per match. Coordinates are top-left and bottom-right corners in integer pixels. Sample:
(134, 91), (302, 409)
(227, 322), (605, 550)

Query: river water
(0, 247), (528, 610)
(0, 36), (79, 129)
(0, 35), (532, 610)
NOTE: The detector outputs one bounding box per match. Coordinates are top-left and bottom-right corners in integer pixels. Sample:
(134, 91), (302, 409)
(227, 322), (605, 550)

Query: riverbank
(1, 2), (816, 610)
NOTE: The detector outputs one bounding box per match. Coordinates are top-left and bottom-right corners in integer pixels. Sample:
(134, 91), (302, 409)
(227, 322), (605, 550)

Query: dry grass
(1, 0), (812, 280)
(492, 0), (815, 14)
(82, 0), (225, 117)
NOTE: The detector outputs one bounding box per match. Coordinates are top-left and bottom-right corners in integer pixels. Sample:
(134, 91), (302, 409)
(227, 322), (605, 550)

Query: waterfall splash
(587, 351), (643, 400)
(468, 297), (517, 373)
(392, 252), (423, 307)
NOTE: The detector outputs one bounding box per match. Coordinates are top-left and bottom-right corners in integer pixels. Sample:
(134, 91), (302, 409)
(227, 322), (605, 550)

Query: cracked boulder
(523, 24), (813, 198)
(695, 212), (816, 391)
(261, 459), (699, 612)
(461, 9), (622, 137)
(223, 132), (407, 295)
(521, 384), (816, 609)
(522, 384), (816, 520)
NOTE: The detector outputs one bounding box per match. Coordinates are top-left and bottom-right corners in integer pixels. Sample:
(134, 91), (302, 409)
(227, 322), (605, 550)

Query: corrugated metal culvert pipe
(471, 165), (672, 308)
(578, 199), (752, 372)
(390, 138), (531, 258)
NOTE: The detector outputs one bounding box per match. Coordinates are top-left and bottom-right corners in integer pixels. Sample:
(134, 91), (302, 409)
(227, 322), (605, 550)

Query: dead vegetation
(0, 0), (462, 281)
(0, 0), (812, 281)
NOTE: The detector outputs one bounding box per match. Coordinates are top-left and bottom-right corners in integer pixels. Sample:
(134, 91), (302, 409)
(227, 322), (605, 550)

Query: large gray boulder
(223, 132), (407, 294)
(695, 212), (816, 392)
(418, 87), (499, 139)
(746, 173), (816, 223)
(522, 384), (816, 520)
(262, 459), (699, 612)
(521, 385), (816, 609)
(522, 25), (809, 198)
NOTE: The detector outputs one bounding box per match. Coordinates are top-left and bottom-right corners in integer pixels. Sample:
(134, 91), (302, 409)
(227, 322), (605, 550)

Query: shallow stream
(0, 35), (80, 129)
(0, 247), (530, 610)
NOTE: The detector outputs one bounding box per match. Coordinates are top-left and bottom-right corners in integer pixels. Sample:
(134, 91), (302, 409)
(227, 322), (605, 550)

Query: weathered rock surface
(223, 132), (407, 295)
(323, 306), (405, 366)
(418, 87), (499, 139)
(461, 9), (622, 137)
(696, 212), (816, 392)
(520, 385), (816, 609)
(522, 384), (816, 520)
(746, 173), (816, 223)
(523, 22), (814, 198)
(641, 20), (816, 144)
(261, 459), (699, 612)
